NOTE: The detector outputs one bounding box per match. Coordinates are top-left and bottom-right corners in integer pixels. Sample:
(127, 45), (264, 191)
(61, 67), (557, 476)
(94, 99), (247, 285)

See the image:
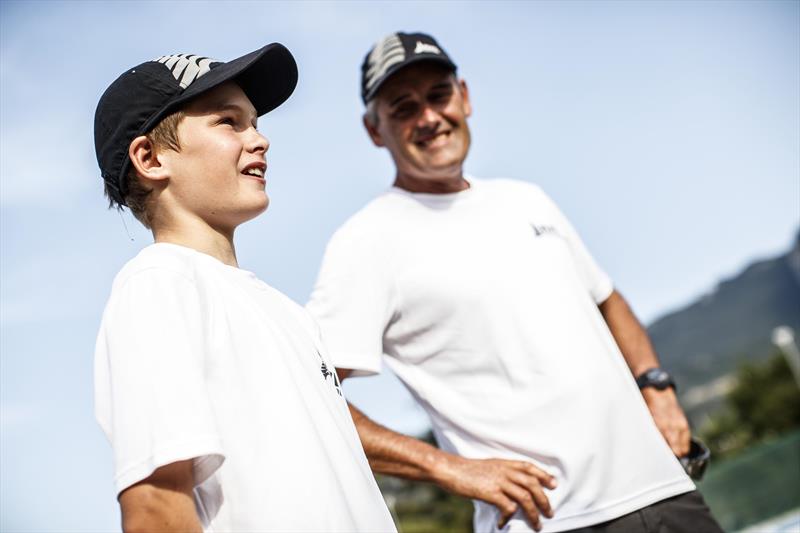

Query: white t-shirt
(94, 243), (396, 532)
(307, 177), (694, 533)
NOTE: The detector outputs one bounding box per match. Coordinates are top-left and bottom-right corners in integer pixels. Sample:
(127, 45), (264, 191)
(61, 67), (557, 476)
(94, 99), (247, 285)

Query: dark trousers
(566, 491), (724, 533)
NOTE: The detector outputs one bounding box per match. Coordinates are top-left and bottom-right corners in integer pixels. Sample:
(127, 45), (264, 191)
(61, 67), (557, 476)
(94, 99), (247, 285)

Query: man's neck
(153, 219), (239, 268)
(393, 171), (470, 194)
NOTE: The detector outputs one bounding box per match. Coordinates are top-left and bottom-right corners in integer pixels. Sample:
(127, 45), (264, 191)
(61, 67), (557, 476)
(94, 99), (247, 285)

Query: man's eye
(392, 105), (417, 119)
(219, 116), (235, 126)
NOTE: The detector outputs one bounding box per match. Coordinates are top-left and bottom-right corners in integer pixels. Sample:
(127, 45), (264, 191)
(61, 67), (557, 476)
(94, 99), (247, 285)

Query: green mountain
(648, 230), (800, 393)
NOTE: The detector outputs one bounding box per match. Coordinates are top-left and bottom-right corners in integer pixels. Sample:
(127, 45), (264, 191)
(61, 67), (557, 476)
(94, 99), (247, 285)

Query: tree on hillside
(700, 350), (800, 459)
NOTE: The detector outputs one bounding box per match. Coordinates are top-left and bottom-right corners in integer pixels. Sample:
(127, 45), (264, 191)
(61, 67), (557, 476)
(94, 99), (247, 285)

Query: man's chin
(418, 157), (464, 176)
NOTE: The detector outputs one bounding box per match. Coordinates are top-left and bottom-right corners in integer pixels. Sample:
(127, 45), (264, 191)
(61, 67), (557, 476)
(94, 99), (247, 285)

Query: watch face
(638, 368), (675, 390)
(650, 370), (669, 387)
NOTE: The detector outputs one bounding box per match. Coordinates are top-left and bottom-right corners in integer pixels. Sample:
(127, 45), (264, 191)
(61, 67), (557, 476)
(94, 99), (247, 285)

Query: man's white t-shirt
(307, 177), (694, 532)
(94, 243), (396, 532)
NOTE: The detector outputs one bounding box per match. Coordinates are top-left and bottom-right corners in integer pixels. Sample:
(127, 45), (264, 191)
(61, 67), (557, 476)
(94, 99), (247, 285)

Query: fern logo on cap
(153, 54), (220, 89)
(360, 31), (457, 104)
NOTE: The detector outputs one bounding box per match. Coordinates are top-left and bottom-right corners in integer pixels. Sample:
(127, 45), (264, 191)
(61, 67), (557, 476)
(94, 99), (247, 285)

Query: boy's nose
(249, 129), (270, 153)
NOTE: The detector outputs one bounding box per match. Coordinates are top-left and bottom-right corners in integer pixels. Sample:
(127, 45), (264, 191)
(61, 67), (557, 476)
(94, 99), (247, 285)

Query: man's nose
(417, 105), (440, 127)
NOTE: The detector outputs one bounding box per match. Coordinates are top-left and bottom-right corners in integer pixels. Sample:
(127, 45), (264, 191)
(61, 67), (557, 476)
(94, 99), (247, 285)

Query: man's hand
(641, 387), (691, 456)
(435, 455), (557, 531)
(340, 385), (556, 532)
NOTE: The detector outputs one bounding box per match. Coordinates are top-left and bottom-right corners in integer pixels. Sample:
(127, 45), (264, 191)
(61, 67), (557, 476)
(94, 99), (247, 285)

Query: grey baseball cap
(360, 32), (457, 104)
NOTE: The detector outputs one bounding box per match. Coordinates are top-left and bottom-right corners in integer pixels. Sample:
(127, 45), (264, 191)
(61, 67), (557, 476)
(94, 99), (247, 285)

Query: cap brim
(364, 54), (456, 103)
(182, 43), (298, 116)
(117, 43), (297, 202)
(138, 43), (298, 137)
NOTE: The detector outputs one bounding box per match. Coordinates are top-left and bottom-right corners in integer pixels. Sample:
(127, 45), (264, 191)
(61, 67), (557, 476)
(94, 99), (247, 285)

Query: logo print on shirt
(317, 352), (343, 396)
(531, 223), (557, 237)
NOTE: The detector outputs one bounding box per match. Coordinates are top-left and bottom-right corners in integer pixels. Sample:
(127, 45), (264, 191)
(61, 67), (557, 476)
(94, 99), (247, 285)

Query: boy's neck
(153, 224), (239, 268)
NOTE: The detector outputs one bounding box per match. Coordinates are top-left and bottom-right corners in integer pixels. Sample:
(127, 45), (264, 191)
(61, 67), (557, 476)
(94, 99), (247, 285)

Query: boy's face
(160, 81), (270, 230)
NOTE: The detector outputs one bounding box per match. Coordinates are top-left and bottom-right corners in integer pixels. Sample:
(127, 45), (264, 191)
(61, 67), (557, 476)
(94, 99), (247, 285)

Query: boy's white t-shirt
(94, 243), (396, 532)
(307, 177), (694, 532)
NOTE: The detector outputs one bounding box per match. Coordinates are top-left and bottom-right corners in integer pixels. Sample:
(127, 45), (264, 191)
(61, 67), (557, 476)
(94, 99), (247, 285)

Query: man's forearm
(599, 290), (660, 376)
(599, 290), (691, 456)
(347, 402), (454, 482)
(346, 401), (557, 530)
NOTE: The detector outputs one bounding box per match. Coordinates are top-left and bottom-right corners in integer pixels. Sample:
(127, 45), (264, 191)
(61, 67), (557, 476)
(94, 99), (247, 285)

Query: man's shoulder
(329, 191), (402, 244)
(476, 176), (545, 197)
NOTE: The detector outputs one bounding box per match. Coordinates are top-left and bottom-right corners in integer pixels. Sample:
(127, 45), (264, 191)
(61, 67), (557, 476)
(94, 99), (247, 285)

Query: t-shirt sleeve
(306, 225), (395, 377)
(534, 186), (614, 304)
(94, 268), (224, 495)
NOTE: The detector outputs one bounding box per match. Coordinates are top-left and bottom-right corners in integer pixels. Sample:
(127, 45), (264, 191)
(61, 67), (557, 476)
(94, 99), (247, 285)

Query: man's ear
(128, 135), (169, 183)
(459, 79), (472, 118)
(362, 115), (385, 148)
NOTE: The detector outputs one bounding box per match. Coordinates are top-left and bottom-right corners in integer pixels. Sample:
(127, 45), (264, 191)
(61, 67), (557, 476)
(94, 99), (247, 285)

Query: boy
(93, 44), (396, 531)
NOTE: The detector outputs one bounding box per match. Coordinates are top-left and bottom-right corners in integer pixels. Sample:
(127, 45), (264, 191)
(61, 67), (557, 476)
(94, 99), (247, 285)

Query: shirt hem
(114, 436), (225, 494)
(533, 478), (695, 532)
(330, 355), (382, 377)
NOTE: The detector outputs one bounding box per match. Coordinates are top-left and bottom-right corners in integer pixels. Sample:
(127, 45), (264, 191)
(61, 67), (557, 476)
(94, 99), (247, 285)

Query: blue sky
(1, 1), (798, 530)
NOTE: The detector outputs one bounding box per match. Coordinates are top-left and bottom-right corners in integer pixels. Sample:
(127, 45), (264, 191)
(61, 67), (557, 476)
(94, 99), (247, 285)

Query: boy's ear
(362, 115), (385, 148)
(128, 135), (169, 182)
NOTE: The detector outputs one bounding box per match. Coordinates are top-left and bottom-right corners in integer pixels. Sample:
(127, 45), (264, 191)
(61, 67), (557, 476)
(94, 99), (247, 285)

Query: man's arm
(118, 459), (202, 533)
(338, 369), (556, 531)
(598, 290), (691, 456)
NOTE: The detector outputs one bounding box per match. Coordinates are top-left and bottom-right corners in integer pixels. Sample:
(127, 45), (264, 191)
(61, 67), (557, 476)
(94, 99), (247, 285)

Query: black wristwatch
(635, 367), (676, 391)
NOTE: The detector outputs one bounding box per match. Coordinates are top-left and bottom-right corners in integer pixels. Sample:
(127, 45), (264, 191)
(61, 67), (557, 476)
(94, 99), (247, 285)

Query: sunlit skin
(158, 82), (270, 233)
(364, 62), (472, 194)
(128, 82), (270, 266)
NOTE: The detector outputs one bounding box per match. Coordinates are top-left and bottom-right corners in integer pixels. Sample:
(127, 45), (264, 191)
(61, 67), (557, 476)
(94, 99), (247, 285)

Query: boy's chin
(209, 197), (270, 228)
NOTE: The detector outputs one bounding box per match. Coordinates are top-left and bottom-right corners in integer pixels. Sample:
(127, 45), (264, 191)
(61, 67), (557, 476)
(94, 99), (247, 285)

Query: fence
(699, 430), (800, 531)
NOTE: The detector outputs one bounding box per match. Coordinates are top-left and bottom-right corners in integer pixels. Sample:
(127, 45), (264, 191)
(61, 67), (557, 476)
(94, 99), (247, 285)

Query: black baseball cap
(94, 43), (297, 208)
(361, 32), (457, 104)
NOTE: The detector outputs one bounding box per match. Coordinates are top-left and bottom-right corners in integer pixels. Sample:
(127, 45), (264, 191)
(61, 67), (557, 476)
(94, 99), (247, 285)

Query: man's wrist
(635, 367), (676, 391)
(429, 450), (462, 486)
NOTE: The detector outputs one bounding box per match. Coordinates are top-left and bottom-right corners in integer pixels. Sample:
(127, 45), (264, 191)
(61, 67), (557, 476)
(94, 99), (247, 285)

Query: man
(307, 32), (722, 532)
(93, 44), (396, 531)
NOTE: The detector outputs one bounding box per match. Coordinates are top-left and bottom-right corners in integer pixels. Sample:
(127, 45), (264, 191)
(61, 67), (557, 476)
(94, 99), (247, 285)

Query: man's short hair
(115, 110), (185, 229)
(364, 99), (379, 128)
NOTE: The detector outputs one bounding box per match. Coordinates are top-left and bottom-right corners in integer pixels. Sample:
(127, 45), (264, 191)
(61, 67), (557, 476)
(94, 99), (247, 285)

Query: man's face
(366, 62), (472, 184)
(160, 82), (270, 230)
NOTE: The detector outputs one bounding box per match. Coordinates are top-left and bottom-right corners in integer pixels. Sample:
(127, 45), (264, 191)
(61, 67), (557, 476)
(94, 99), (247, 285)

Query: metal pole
(772, 326), (800, 389)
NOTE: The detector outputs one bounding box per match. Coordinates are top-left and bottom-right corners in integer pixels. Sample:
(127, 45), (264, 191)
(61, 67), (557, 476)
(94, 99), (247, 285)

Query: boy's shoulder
(112, 243), (199, 290)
